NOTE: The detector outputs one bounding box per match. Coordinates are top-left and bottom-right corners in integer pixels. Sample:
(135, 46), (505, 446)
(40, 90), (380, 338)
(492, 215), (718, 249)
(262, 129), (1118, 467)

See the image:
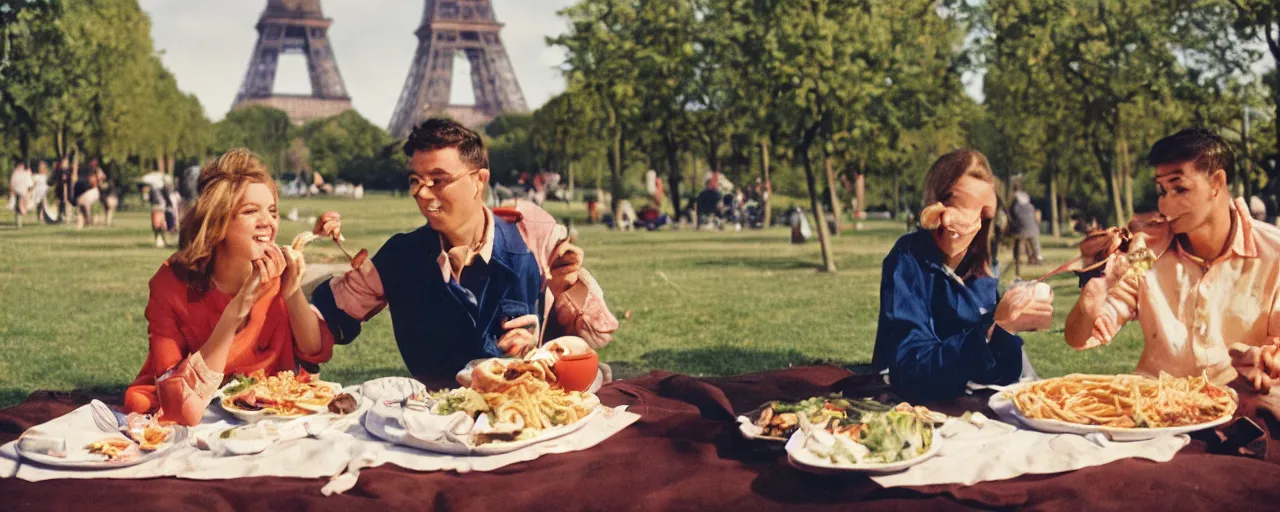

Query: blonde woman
(124, 149), (334, 426)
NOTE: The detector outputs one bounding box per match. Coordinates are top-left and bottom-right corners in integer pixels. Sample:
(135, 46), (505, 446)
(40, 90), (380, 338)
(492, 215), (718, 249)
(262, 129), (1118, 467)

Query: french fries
(1012, 373), (1236, 429)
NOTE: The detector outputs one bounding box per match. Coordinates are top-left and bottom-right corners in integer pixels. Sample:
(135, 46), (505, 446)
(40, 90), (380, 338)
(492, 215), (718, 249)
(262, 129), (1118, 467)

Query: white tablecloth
(0, 398), (639, 495)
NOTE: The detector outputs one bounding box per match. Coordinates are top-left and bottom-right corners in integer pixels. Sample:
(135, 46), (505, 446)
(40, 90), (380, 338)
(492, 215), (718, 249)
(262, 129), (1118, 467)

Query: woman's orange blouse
(124, 262), (335, 425)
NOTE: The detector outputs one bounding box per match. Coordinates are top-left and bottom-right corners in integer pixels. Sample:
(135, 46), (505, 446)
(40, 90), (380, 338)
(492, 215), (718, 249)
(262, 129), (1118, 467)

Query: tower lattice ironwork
(388, 0), (529, 136)
(232, 0), (353, 125)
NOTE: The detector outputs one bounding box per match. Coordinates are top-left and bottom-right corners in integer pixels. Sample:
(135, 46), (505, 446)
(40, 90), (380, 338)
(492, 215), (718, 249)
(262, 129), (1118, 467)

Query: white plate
(363, 396), (603, 455)
(736, 415), (788, 442)
(16, 427), (189, 470)
(784, 428), (943, 474)
(989, 379), (1238, 441)
(216, 379), (346, 423)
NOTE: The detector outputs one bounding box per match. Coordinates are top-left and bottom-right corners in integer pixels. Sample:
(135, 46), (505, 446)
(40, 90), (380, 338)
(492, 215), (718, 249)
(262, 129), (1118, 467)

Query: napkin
(870, 418), (1189, 488)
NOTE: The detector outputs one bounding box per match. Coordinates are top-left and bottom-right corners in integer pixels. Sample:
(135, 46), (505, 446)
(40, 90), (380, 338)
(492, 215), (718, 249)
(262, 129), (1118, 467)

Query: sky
(136, 2), (1271, 127)
(137, 0), (578, 125)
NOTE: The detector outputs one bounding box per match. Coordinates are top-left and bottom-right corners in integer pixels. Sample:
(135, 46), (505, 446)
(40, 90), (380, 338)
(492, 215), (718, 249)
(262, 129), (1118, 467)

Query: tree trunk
(1118, 135), (1133, 219)
(823, 153), (842, 236)
(800, 130), (836, 273)
(1095, 131), (1124, 226)
(1049, 170), (1061, 238)
(606, 106), (622, 229)
(19, 132), (30, 163)
(693, 154), (704, 193)
(1060, 189), (1069, 235)
(56, 127), (67, 161)
(855, 172), (865, 228)
(760, 137), (771, 228)
(664, 134), (683, 217)
(568, 161), (575, 201)
(1108, 170), (1124, 226)
(893, 172), (901, 218)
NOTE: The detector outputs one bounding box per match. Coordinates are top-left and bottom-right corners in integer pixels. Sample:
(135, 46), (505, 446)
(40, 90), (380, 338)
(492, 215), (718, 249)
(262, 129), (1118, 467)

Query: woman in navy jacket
(873, 150), (1052, 402)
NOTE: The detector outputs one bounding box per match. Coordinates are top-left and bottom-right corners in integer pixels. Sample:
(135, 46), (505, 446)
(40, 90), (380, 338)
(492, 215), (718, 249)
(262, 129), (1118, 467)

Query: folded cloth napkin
(871, 418), (1189, 488)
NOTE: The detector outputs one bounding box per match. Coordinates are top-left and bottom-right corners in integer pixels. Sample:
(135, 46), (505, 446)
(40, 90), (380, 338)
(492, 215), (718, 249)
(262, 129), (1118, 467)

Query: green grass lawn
(0, 194), (1144, 407)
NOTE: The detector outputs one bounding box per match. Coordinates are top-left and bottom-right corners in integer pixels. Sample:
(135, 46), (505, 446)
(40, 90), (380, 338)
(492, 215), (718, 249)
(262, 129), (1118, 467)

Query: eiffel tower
(388, 0), (530, 137)
(232, 0), (352, 125)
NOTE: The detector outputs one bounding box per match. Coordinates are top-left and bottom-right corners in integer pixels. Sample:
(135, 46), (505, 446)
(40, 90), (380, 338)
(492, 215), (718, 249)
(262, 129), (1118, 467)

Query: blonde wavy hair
(169, 149), (277, 291)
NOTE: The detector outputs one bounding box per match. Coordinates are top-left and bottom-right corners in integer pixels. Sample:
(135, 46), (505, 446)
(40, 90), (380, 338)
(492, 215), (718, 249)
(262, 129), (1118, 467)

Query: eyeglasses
(408, 169), (480, 197)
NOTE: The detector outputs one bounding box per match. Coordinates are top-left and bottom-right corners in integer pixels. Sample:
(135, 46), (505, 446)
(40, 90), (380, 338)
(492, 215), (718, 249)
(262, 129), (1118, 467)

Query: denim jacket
(872, 230), (1025, 401)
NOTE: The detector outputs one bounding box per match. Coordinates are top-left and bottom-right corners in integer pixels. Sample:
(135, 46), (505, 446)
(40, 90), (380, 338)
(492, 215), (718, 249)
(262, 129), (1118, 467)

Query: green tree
(1227, 0), (1279, 165)
(532, 91), (605, 199)
(297, 110), (397, 183)
(486, 113), (538, 184)
(214, 106), (293, 173)
(550, 0), (643, 227)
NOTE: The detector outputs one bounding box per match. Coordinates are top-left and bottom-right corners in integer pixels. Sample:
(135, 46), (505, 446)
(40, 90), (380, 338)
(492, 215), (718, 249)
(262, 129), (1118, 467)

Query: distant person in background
(1009, 183), (1044, 266)
(73, 161), (100, 228)
(312, 170), (333, 195)
(645, 169), (665, 210)
(163, 175), (180, 232)
(5, 162), (20, 211)
(532, 171), (549, 205)
(93, 160), (118, 226)
(615, 199), (637, 231)
(586, 189), (601, 225)
(789, 206), (813, 243)
(52, 158), (72, 223)
(178, 164), (201, 218)
(143, 184), (168, 247)
(9, 162), (33, 228)
(31, 161), (52, 223)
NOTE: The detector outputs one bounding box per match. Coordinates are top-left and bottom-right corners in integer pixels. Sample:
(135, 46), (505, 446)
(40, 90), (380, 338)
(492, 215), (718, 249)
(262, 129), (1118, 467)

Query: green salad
(429, 388), (490, 417)
(805, 408), (936, 465)
(221, 375), (258, 396)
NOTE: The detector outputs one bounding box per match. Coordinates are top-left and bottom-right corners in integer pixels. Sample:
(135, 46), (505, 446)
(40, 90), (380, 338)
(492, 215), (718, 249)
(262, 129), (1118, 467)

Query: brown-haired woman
(872, 149), (1052, 402)
(124, 149), (334, 426)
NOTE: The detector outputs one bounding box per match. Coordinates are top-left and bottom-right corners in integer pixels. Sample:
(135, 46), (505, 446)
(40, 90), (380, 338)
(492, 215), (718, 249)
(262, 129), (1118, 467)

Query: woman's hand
(280, 245), (307, 300)
(226, 259), (269, 322)
(314, 211), (343, 241)
(993, 286), (1055, 335)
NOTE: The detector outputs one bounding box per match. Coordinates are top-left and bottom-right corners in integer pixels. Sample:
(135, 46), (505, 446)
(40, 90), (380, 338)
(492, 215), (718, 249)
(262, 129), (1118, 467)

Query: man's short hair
(402, 118), (489, 170)
(1147, 128), (1235, 183)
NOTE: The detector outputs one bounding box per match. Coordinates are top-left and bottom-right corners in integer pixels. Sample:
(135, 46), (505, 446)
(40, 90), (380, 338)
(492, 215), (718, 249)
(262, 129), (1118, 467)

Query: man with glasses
(309, 119), (618, 380)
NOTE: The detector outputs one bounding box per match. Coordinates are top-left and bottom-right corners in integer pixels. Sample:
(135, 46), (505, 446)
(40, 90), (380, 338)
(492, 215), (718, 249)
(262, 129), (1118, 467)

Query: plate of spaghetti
(363, 358), (604, 455)
(217, 370), (345, 422)
(990, 373), (1238, 441)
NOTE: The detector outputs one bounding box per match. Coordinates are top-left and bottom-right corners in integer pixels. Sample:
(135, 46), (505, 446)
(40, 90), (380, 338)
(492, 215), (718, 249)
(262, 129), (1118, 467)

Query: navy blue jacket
(872, 230), (1024, 402)
(311, 217), (543, 379)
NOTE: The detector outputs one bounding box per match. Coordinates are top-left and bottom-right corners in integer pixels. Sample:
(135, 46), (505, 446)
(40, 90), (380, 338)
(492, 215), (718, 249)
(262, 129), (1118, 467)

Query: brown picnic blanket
(2, 365), (1279, 511)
